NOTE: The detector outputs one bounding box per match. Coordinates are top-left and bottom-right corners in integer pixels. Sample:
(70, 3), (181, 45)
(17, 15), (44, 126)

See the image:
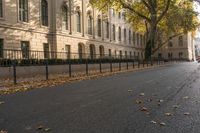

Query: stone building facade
(0, 0), (195, 60)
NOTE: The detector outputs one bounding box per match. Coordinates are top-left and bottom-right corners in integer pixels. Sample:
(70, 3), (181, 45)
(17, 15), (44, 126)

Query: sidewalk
(0, 62), (171, 95)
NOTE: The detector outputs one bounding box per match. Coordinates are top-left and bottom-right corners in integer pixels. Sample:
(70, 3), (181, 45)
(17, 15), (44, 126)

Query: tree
(90, 0), (199, 59)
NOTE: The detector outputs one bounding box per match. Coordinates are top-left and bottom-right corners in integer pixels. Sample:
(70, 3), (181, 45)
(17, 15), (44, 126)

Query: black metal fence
(0, 49), (183, 85)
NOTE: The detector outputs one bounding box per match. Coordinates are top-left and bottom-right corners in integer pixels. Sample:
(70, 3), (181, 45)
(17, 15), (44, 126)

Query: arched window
(78, 43), (85, 59)
(112, 24), (115, 41)
(41, 0), (48, 26)
(89, 44), (96, 59)
(76, 11), (81, 32)
(19, 0), (28, 22)
(124, 28), (126, 43)
(132, 32), (135, 45)
(97, 16), (101, 37)
(129, 30), (131, 44)
(0, 0), (3, 17)
(99, 45), (105, 57)
(106, 21), (109, 38)
(88, 15), (92, 35)
(62, 6), (68, 30)
(118, 27), (121, 41)
(179, 36), (183, 46)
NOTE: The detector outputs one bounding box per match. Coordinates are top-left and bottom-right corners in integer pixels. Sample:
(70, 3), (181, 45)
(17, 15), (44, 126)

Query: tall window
(41, 0), (48, 26)
(132, 32), (135, 45)
(0, 39), (3, 58)
(88, 15), (92, 35)
(21, 41), (29, 59)
(19, 0), (28, 22)
(97, 17), (101, 37)
(118, 27), (121, 41)
(129, 30), (131, 44)
(179, 36), (183, 46)
(106, 21), (109, 38)
(140, 35), (143, 45)
(136, 33), (139, 45)
(0, 0), (3, 18)
(62, 6), (69, 30)
(112, 24), (116, 41)
(124, 28), (126, 43)
(76, 12), (81, 32)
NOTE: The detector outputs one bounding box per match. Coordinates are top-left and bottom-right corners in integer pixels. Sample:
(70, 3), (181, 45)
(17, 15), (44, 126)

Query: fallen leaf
(128, 90), (133, 92)
(165, 113), (173, 116)
(135, 100), (143, 104)
(147, 98), (153, 102)
(160, 122), (166, 126)
(140, 93), (145, 96)
(183, 96), (189, 99)
(173, 105), (179, 109)
(0, 101), (5, 105)
(184, 112), (190, 116)
(140, 107), (148, 112)
(36, 125), (44, 130)
(44, 128), (51, 132)
(151, 120), (157, 124)
(158, 99), (164, 103)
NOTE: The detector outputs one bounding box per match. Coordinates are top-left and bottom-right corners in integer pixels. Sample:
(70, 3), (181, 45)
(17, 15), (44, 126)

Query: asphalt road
(0, 62), (200, 133)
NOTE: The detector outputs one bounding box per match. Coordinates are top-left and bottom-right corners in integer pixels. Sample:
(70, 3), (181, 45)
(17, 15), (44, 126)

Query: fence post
(45, 59), (49, 80)
(86, 59), (89, 75)
(99, 59), (102, 73)
(13, 60), (17, 85)
(119, 60), (121, 71)
(126, 61), (128, 70)
(143, 60), (145, 68)
(110, 59), (113, 72)
(68, 59), (72, 77)
(138, 60), (140, 68)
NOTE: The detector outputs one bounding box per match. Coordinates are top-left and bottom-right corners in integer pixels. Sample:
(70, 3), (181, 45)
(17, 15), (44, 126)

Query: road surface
(0, 62), (200, 133)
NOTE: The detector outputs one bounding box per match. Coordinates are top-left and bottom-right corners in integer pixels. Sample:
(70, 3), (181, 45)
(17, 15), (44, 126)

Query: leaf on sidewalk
(139, 93), (145, 96)
(128, 90), (133, 92)
(44, 128), (51, 132)
(172, 105), (179, 109)
(36, 125), (44, 130)
(165, 113), (173, 116)
(140, 107), (148, 112)
(135, 99), (143, 104)
(158, 99), (164, 103)
(160, 122), (166, 126)
(184, 112), (190, 116)
(150, 120), (157, 124)
(0, 101), (5, 105)
(183, 96), (189, 99)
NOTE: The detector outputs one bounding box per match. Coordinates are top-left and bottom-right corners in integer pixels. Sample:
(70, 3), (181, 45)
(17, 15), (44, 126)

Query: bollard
(69, 59), (72, 77)
(13, 60), (17, 85)
(133, 60), (135, 69)
(138, 60), (140, 68)
(110, 59), (113, 72)
(45, 59), (49, 80)
(126, 61), (129, 70)
(99, 59), (102, 73)
(86, 59), (89, 75)
(119, 60), (121, 71)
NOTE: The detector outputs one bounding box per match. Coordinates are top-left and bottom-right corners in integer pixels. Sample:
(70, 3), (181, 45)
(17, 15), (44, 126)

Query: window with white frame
(112, 24), (116, 41)
(124, 28), (126, 43)
(62, 6), (69, 30)
(41, 0), (48, 26)
(97, 16), (101, 37)
(106, 21), (109, 38)
(88, 15), (92, 35)
(19, 0), (28, 22)
(76, 11), (81, 32)
(118, 27), (121, 41)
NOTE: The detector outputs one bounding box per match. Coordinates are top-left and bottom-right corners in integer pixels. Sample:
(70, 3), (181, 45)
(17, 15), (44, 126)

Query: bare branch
(156, 0), (171, 24)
